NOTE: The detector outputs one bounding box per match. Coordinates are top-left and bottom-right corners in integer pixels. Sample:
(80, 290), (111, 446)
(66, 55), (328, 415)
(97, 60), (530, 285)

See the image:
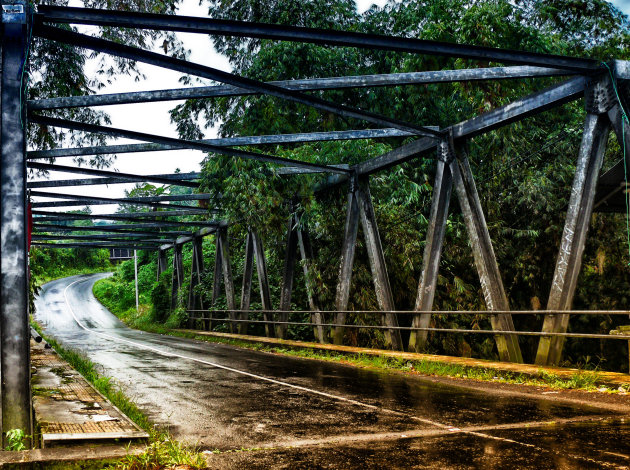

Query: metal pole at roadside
(134, 249), (139, 311)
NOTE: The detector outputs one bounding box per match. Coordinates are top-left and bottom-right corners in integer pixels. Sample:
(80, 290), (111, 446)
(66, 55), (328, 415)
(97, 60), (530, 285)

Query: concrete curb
(175, 329), (630, 388)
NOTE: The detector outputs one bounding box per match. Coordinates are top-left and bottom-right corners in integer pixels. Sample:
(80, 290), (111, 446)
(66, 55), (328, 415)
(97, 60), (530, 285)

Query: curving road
(34, 274), (630, 468)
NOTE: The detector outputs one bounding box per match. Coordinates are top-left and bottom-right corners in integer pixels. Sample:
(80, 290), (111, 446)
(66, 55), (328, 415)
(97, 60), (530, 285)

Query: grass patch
(162, 331), (609, 392)
(30, 322), (207, 469)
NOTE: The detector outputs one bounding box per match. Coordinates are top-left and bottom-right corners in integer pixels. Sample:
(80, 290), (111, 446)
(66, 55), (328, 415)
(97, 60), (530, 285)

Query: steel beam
(450, 144), (522, 363)
(34, 223), (192, 235)
(238, 230), (254, 335)
(28, 129), (415, 159)
(408, 153), (453, 352)
(277, 213), (299, 339)
(295, 215), (325, 343)
(31, 190), (212, 203)
(251, 230), (274, 337)
(209, 233), (223, 331)
(355, 76), (589, 176)
(355, 176), (404, 351)
(217, 228), (236, 332)
(32, 234), (173, 243)
(170, 244), (184, 310)
(32, 242), (158, 250)
(157, 248), (168, 281)
(29, 173), (200, 189)
(28, 67), (571, 110)
(1, 0), (32, 440)
(333, 182), (360, 345)
(34, 25), (441, 139)
(187, 237), (205, 328)
(536, 84), (612, 366)
(31, 192), (207, 211)
(29, 114), (351, 174)
(36, 6), (599, 71)
(32, 209), (218, 224)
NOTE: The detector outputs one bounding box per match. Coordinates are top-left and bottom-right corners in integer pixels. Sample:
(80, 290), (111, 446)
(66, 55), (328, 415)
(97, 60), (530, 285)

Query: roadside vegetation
(32, 0), (630, 374)
(30, 323), (207, 469)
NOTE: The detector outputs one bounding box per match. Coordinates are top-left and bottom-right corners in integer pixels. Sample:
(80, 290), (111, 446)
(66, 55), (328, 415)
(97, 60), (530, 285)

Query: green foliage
(151, 272), (172, 322)
(4, 429), (29, 451)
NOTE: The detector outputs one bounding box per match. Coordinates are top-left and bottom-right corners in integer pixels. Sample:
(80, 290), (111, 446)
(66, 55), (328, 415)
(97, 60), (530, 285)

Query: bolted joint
(437, 136), (456, 164)
(585, 75), (616, 114)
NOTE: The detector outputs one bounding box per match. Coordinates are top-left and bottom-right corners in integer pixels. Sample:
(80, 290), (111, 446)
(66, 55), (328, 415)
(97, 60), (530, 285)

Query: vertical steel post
(408, 142), (453, 352)
(251, 230), (274, 337)
(277, 213), (299, 339)
(356, 176), (404, 351)
(187, 237), (204, 328)
(217, 228), (235, 332)
(1, 0), (32, 441)
(536, 78), (613, 366)
(239, 230), (254, 335)
(134, 250), (139, 311)
(170, 244), (184, 311)
(296, 215), (325, 343)
(334, 179), (360, 345)
(450, 141), (523, 363)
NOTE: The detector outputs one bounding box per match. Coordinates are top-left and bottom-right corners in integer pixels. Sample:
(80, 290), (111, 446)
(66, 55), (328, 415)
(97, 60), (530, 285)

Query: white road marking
(61, 277), (618, 466)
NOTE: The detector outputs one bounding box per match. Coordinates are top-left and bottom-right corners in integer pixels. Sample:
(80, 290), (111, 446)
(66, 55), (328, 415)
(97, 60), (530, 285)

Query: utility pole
(134, 250), (139, 311)
(1, 0), (33, 443)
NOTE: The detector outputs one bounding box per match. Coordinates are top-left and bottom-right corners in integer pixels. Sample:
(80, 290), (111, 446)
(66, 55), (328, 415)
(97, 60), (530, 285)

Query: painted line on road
(62, 277), (618, 467)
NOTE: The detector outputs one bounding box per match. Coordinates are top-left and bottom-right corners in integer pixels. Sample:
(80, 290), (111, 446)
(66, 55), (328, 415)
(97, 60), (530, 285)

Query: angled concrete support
(1, 0), (32, 440)
(450, 141), (523, 363)
(296, 215), (326, 343)
(239, 230), (255, 335)
(217, 227), (236, 332)
(356, 176), (404, 351)
(187, 237), (204, 328)
(170, 244), (184, 311)
(277, 213), (299, 339)
(409, 143), (453, 352)
(251, 230), (274, 337)
(536, 79), (613, 366)
(334, 181), (360, 345)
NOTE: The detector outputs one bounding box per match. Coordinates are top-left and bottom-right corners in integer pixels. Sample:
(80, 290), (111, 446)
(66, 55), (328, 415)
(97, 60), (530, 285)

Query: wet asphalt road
(34, 274), (630, 469)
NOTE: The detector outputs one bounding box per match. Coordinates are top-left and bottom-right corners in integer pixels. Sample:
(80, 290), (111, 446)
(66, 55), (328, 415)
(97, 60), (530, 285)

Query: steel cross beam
(32, 234), (172, 243)
(28, 114), (351, 174)
(33, 223), (192, 235)
(36, 6), (600, 72)
(32, 241), (159, 250)
(32, 209), (220, 226)
(30, 190), (213, 212)
(28, 162), (201, 188)
(27, 128), (417, 159)
(32, 24), (442, 139)
(28, 67), (572, 110)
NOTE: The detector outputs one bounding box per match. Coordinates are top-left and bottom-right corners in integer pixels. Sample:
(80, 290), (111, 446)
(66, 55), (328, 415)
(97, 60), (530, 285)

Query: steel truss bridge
(1, 1), (629, 441)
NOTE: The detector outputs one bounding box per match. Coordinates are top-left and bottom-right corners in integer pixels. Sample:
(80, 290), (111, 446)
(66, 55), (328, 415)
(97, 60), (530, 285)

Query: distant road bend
(34, 274), (630, 468)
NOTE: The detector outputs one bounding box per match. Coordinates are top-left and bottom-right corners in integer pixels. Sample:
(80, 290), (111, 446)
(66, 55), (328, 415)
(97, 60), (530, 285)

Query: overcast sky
(32, 0), (630, 215)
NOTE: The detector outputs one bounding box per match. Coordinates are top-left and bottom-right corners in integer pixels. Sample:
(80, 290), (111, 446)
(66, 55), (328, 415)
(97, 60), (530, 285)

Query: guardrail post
(251, 230), (274, 337)
(239, 230), (254, 334)
(536, 77), (614, 366)
(187, 237), (204, 328)
(450, 140), (523, 363)
(409, 140), (453, 352)
(334, 178), (360, 345)
(1, 0), (32, 442)
(356, 176), (404, 351)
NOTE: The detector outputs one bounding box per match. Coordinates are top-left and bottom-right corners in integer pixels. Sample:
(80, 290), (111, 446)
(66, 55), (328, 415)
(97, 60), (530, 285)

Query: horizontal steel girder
(33, 223), (193, 235)
(32, 241), (159, 250)
(28, 66), (572, 110)
(28, 114), (352, 174)
(28, 162), (201, 187)
(32, 234), (173, 243)
(36, 6), (599, 72)
(33, 23), (441, 139)
(27, 128), (419, 159)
